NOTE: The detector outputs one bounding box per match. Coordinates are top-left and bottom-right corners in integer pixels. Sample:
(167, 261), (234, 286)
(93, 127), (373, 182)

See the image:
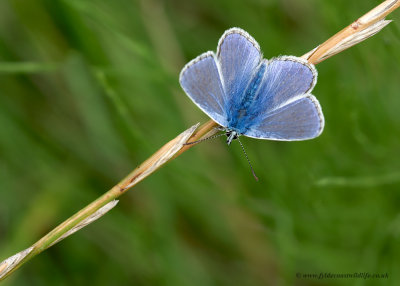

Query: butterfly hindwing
(217, 28), (262, 105)
(256, 56), (317, 113)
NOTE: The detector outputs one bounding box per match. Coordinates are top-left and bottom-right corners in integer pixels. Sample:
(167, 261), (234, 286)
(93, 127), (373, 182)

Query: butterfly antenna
(184, 132), (225, 146)
(237, 137), (259, 181)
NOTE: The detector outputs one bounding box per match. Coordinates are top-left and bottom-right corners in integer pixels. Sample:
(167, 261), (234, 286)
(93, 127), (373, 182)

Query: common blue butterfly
(179, 28), (324, 179)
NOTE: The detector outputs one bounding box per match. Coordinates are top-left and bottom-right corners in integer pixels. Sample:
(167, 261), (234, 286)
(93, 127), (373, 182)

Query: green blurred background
(0, 0), (399, 285)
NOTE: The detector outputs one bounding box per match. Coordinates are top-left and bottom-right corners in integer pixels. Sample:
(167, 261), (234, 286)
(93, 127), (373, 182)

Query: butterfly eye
(225, 131), (234, 138)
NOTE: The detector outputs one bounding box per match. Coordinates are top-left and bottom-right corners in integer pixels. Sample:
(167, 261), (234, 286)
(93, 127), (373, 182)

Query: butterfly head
(226, 130), (239, 146)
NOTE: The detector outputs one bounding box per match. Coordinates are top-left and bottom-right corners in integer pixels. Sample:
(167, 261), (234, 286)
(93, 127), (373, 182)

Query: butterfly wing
(242, 56), (324, 140)
(244, 94), (324, 140)
(179, 51), (228, 127)
(217, 28), (262, 107)
(180, 28), (262, 127)
(257, 56), (317, 112)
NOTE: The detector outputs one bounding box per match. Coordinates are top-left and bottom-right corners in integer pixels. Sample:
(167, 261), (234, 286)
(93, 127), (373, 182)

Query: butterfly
(179, 28), (324, 179)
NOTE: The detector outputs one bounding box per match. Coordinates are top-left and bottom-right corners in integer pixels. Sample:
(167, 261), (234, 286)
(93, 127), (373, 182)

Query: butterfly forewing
(179, 51), (228, 127)
(243, 95), (324, 140)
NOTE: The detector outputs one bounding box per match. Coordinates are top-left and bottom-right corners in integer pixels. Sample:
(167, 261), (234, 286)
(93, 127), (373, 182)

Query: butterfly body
(180, 28), (324, 143)
(226, 60), (267, 135)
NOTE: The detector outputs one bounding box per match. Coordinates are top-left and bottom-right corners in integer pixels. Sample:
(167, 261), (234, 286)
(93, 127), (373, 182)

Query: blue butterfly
(179, 28), (324, 179)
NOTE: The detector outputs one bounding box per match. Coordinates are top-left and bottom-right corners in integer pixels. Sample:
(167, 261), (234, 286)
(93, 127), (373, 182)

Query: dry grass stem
(47, 200), (119, 248)
(305, 0), (399, 64)
(0, 123), (199, 280)
(122, 123), (200, 189)
(0, 247), (34, 280)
